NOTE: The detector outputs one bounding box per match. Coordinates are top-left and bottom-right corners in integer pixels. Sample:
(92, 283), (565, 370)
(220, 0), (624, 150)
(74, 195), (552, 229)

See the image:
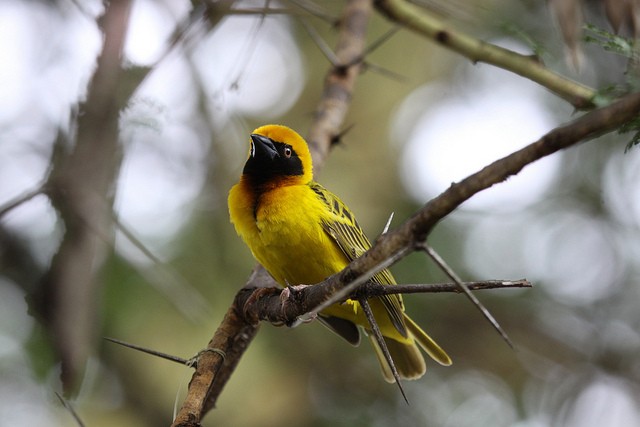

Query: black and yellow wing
(309, 182), (407, 338)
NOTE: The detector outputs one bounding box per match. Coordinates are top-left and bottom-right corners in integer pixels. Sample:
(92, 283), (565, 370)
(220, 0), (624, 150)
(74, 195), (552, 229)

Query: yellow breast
(229, 181), (348, 287)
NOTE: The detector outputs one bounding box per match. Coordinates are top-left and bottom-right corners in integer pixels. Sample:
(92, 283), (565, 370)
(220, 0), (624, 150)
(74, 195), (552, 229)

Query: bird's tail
(369, 315), (451, 383)
(404, 314), (452, 367)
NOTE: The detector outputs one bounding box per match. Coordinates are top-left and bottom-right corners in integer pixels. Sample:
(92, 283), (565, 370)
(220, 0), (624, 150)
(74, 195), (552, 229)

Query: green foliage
(583, 24), (639, 151)
(583, 24), (635, 58)
(501, 22), (548, 60)
(590, 84), (628, 107)
(619, 116), (640, 152)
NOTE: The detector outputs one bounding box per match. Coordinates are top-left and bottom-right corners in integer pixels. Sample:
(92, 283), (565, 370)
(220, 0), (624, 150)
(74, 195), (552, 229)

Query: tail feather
(404, 314), (452, 366)
(369, 315), (452, 383)
(369, 335), (426, 383)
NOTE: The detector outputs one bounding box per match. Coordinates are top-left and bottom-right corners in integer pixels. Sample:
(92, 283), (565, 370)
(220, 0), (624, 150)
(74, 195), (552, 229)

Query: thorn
(419, 243), (514, 349)
(289, 0), (336, 25)
(359, 298), (409, 405)
(363, 26), (400, 56)
(54, 392), (86, 427)
(331, 123), (355, 146)
(362, 61), (408, 83)
(299, 17), (340, 66)
(104, 337), (190, 366)
(342, 26), (401, 69)
(382, 212), (394, 234)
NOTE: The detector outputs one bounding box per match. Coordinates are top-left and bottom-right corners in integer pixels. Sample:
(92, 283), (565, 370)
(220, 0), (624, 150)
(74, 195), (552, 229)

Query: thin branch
(104, 337), (190, 366)
(0, 183), (45, 217)
(365, 279), (531, 295)
(299, 17), (341, 65)
(362, 61), (408, 82)
(374, 0), (596, 109)
(289, 0), (337, 24)
(111, 212), (213, 323)
(362, 26), (400, 57)
(306, 0), (374, 171)
(237, 277), (528, 328)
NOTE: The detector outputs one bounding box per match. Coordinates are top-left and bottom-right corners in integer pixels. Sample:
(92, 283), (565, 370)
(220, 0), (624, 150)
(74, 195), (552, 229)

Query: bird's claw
(280, 284), (310, 304)
(280, 284), (317, 326)
(242, 287), (281, 324)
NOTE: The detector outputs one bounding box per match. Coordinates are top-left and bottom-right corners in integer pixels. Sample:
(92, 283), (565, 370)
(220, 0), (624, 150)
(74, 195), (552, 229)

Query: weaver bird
(228, 124), (451, 381)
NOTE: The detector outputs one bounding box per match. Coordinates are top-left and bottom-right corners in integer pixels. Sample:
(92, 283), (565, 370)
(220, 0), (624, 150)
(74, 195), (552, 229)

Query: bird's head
(242, 124), (314, 187)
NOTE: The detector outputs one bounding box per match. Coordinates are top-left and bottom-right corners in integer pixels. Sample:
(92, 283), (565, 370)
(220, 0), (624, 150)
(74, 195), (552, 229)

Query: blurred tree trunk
(36, 0), (132, 394)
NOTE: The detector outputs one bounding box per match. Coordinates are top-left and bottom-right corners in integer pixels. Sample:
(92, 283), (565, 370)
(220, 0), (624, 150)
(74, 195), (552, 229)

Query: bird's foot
(280, 284), (317, 325)
(242, 287), (281, 324)
(280, 284), (311, 303)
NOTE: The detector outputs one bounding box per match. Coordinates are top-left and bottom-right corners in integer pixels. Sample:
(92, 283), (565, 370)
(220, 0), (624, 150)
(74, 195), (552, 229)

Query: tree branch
(334, 90), (640, 288)
(374, 0), (596, 109)
(306, 0), (373, 171)
(236, 280), (530, 333)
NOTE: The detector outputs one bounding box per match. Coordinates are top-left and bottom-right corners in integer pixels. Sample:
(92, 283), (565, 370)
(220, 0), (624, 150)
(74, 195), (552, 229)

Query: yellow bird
(228, 124), (451, 381)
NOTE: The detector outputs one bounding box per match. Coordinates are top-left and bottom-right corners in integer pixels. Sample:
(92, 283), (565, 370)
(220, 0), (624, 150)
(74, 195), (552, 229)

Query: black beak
(250, 134), (279, 160)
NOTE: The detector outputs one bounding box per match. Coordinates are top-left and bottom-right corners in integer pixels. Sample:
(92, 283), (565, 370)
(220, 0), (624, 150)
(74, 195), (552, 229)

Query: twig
(289, 0), (337, 25)
(54, 392), (86, 427)
(362, 26), (400, 57)
(365, 279), (531, 295)
(104, 337), (190, 366)
(237, 277), (529, 328)
(0, 183), (45, 217)
(374, 0), (596, 109)
(111, 211), (212, 323)
(299, 18), (341, 65)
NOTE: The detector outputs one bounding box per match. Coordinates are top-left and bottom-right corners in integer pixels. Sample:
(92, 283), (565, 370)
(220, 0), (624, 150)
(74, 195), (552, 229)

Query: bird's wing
(309, 182), (407, 337)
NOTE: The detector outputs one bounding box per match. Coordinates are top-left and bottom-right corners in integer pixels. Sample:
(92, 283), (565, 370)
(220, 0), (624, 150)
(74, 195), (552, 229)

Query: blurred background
(1, 0), (639, 426)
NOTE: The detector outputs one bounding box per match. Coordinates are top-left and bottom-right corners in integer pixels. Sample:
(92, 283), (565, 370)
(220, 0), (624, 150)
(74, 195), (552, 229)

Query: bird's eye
(284, 146), (292, 158)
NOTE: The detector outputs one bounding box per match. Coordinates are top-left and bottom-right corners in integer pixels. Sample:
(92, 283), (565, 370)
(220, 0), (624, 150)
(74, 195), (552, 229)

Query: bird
(228, 124), (451, 382)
